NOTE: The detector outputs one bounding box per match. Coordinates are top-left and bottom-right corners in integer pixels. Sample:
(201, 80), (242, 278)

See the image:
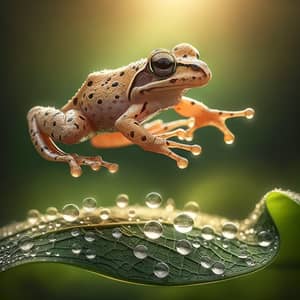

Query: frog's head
(128, 43), (212, 101)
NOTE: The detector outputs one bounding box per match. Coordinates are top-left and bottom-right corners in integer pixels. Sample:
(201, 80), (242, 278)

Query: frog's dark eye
(149, 52), (176, 77)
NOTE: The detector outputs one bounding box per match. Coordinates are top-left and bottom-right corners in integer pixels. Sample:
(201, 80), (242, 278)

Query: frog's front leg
(115, 104), (201, 169)
(27, 106), (118, 177)
(174, 96), (255, 143)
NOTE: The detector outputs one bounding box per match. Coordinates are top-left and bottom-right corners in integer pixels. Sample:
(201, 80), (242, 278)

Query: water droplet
(145, 192), (163, 208)
(173, 213), (194, 233)
(200, 256), (213, 269)
(211, 262), (225, 275)
(246, 257), (256, 266)
(19, 236), (34, 252)
(116, 194), (129, 208)
(84, 231), (96, 242)
(71, 228), (80, 237)
(257, 231), (273, 247)
(133, 245), (148, 259)
(72, 243), (82, 255)
(62, 204), (80, 222)
(222, 239), (229, 249)
(192, 240), (201, 249)
(222, 222), (238, 239)
(82, 197), (97, 213)
(201, 225), (215, 240)
(27, 209), (40, 224)
(165, 198), (175, 212)
(45, 251), (51, 256)
(86, 249), (96, 260)
(143, 221), (163, 240)
(99, 208), (110, 220)
(128, 209), (136, 219)
(183, 201), (200, 219)
(153, 262), (169, 278)
(112, 228), (122, 239)
(46, 207), (58, 221)
(176, 239), (193, 255)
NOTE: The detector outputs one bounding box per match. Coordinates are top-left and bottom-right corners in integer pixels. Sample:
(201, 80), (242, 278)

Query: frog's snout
(195, 61), (212, 80)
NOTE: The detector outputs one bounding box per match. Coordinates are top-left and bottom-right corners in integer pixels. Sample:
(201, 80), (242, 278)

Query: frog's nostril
(191, 64), (201, 71)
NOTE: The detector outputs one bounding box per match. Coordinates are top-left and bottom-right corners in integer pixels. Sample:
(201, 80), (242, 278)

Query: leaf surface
(0, 189), (299, 285)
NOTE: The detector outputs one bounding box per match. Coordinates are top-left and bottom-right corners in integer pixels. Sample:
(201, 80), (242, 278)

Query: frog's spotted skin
(27, 43), (254, 177)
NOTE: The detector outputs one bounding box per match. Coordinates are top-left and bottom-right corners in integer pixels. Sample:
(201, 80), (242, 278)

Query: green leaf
(0, 189), (299, 286)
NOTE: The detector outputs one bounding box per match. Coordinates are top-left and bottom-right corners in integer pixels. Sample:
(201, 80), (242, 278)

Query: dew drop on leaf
(62, 204), (80, 222)
(99, 208), (110, 220)
(173, 213), (194, 233)
(112, 228), (122, 239)
(211, 261), (225, 275)
(71, 242), (82, 255)
(201, 225), (215, 240)
(143, 221), (163, 240)
(153, 262), (169, 278)
(45, 207), (58, 221)
(257, 231), (273, 247)
(82, 197), (97, 213)
(27, 209), (40, 224)
(176, 239), (193, 255)
(116, 194), (129, 208)
(145, 192), (163, 209)
(133, 244), (148, 259)
(222, 222), (238, 239)
(85, 249), (96, 260)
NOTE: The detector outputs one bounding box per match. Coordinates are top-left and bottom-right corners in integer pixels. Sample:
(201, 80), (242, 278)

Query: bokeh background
(1, 0), (299, 299)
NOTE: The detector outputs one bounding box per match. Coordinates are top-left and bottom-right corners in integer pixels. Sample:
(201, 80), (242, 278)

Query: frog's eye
(149, 52), (176, 77)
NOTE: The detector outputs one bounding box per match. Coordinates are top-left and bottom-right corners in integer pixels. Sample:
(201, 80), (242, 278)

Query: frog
(27, 43), (254, 177)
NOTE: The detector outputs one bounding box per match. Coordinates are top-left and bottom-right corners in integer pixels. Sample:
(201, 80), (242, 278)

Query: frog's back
(70, 58), (146, 130)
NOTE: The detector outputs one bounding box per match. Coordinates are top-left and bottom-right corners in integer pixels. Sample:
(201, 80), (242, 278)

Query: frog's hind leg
(91, 118), (194, 148)
(27, 106), (118, 177)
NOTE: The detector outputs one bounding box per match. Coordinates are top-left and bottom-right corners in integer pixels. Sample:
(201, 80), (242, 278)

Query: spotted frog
(27, 43), (254, 177)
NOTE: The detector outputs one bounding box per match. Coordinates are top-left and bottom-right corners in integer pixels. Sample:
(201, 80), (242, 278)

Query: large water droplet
(153, 262), (169, 278)
(145, 192), (163, 208)
(183, 201), (200, 219)
(200, 256), (212, 269)
(19, 236), (34, 252)
(45, 207), (58, 221)
(201, 225), (215, 240)
(99, 208), (110, 220)
(222, 222), (238, 239)
(173, 213), (194, 233)
(112, 228), (122, 239)
(82, 197), (97, 213)
(62, 204), (80, 222)
(133, 244), (148, 259)
(176, 239), (193, 255)
(211, 261), (225, 275)
(27, 209), (40, 224)
(116, 194), (129, 208)
(72, 243), (82, 255)
(257, 231), (273, 247)
(143, 221), (163, 240)
(85, 249), (96, 260)
(84, 231), (96, 242)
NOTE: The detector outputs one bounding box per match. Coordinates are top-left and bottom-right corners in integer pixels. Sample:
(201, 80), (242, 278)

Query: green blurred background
(1, 0), (299, 299)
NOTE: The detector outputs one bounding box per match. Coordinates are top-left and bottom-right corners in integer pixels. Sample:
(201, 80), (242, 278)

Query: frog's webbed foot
(175, 96), (255, 143)
(56, 154), (118, 178)
(115, 106), (201, 170)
